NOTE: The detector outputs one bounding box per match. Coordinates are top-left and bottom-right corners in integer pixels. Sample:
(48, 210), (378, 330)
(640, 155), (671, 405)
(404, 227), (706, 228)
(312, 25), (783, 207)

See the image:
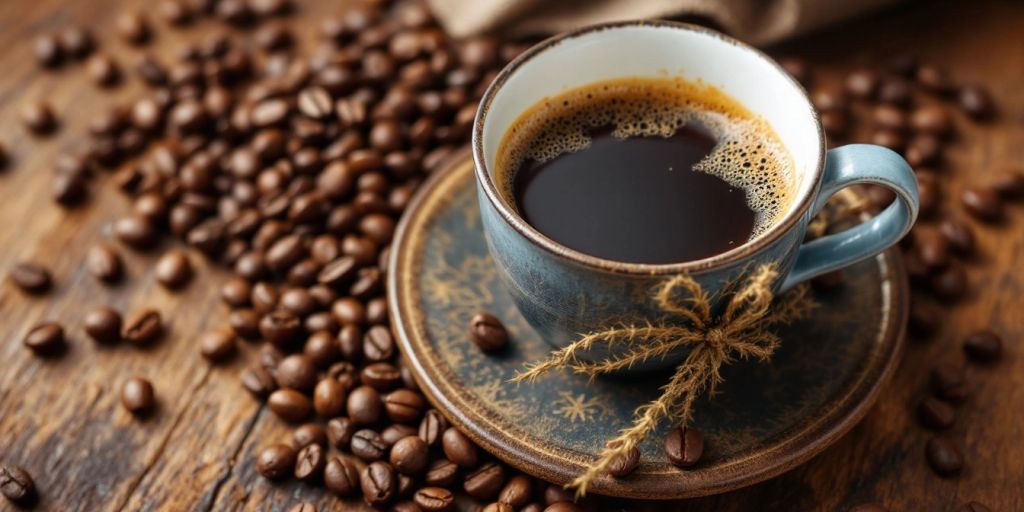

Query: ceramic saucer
(388, 149), (908, 499)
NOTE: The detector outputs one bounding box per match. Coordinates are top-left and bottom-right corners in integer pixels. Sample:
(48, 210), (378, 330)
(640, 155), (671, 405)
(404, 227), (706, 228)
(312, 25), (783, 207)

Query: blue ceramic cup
(472, 21), (919, 370)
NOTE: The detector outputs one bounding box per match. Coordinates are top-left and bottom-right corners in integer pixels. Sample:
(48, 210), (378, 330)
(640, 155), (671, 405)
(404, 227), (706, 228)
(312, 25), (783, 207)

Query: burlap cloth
(426, 0), (904, 45)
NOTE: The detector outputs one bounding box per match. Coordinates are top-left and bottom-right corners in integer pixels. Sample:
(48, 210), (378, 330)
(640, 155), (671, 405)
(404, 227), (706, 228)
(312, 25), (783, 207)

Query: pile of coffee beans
(781, 53), (1018, 512)
(3, 0), (599, 510)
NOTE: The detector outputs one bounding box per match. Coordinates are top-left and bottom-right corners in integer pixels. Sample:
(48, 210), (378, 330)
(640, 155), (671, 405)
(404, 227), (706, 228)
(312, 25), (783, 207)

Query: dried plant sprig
(510, 264), (817, 498)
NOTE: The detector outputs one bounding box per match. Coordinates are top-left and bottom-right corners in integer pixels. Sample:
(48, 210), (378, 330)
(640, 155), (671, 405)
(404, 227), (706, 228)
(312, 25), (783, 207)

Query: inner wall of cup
(481, 23), (821, 234)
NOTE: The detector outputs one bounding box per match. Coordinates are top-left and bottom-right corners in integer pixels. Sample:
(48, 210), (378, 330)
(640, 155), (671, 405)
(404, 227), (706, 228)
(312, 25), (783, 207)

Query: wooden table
(0, 0), (1021, 510)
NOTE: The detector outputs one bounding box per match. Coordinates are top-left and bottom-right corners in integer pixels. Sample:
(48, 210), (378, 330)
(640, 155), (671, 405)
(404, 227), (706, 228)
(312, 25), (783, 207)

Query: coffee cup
(472, 21), (919, 371)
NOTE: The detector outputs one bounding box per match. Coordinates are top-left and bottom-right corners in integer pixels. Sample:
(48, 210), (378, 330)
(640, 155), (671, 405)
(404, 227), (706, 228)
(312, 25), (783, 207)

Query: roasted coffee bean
(904, 134), (941, 167)
(958, 86), (993, 119)
(361, 461), (398, 507)
(325, 456), (361, 496)
(136, 55), (169, 86)
(332, 297), (366, 325)
(9, 262), (52, 293)
(294, 443), (326, 482)
(390, 435), (429, 475)
(84, 306), (122, 344)
(318, 257), (358, 290)
(359, 213), (396, 244)
(991, 169), (1024, 198)
(498, 475), (532, 508)
(0, 465), (36, 504)
(314, 377), (347, 418)
(199, 329), (235, 362)
(963, 329), (1003, 362)
(347, 385), (383, 425)
(362, 362), (402, 391)
(918, 396), (955, 430)
(381, 424), (417, 446)
(351, 267), (383, 299)
(230, 309), (262, 340)
(220, 277), (252, 308)
(665, 426), (703, 468)
(305, 312), (340, 335)
(257, 443), (297, 480)
(363, 325), (395, 362)
(252, 283), (280, 313)
(384, 389), (424, 424)
(22, 101), (57, 134)
(916, 229), (950, 270)
(23, 322), (65, 355)
(52, 172), (87, 205)
(442, 427), (478, 468)
(961, 186), (1003, 221)
(470, 312), (508, 352)
(121, 377), (155, 414)
(293, 423), (328, 449)
(916, 65), (951, 94)
(930, 363), (969, 403)
(925, 436), (964, 477)
(939, 219), (975, 255)
(338, 324), (364, 361)
(304, 330), (340, 367)
(259, 310), (302, 347)
(419, 409), (449, 447)
(155, 250), (192, 288)
(34, 34), (63, 67)
(544, 485), (575, 505)
(607, 442), (641, 477)
(870, 129), (904, 151)
(87, 54), (120, 87)
(117, 12), (151, 44)
(241, 365), (277, 399)
(114, 215), (159, 249)
(123, 308), (162, 345)
(930, 262), (967, 301)
(910, 104), (952, 136)
(160, 0), (193, 25)
(327, 417), (357, 449)
(845, 68), (878, 98)
(276, 354), (318, 392)
(810, 85), (847, 112)
(415, 487), (455, 512)
(280, 288), (317, 316)
(464, 462), (505, 500)
(298, 86), (334, 119)
(268, 389), (312, 422)
(878, 77), (912, 106)
(425, 458), (459, 487)
(58, 26), (93, 59)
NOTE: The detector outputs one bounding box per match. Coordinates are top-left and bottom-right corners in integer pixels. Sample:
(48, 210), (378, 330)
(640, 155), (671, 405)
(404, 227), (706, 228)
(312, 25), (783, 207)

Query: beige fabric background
(426, 0), (904, 45)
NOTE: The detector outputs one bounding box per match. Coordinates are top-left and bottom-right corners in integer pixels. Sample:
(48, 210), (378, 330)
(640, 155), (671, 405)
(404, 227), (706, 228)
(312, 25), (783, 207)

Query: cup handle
(780, 144), (919, 291)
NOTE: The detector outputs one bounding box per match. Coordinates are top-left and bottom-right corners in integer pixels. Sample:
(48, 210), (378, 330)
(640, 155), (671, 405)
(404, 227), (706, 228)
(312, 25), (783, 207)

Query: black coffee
(497, 77), (792, 264)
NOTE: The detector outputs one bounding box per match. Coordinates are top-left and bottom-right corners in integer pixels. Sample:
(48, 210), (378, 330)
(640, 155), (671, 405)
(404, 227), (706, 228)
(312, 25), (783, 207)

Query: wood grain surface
(0, 0), (1021, 511)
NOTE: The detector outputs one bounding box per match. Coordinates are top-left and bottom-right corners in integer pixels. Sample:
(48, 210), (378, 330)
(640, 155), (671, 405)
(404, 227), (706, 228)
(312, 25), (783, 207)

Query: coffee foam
(495, 77), (795, 239)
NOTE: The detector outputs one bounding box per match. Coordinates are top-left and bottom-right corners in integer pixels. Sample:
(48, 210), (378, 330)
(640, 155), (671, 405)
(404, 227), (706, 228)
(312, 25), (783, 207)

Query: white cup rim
(472, 20), (826, 275)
